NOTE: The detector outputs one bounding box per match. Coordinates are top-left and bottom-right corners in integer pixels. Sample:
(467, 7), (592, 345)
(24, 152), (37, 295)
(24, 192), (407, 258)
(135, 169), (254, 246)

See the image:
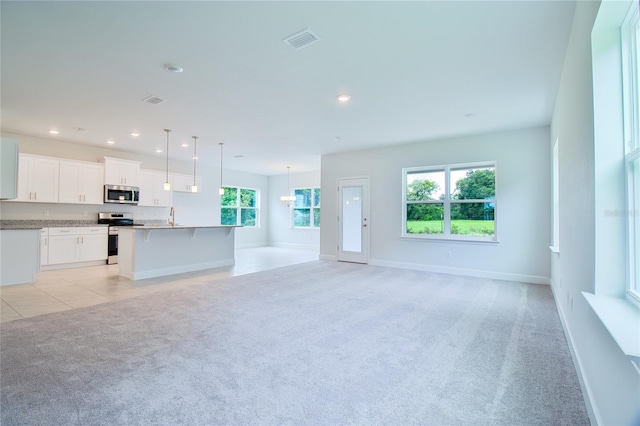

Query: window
(623, 4), (640, 300)
(403, 162), (496, 241)
(220, 186), (259, 227)
(292, 187), (321, 228)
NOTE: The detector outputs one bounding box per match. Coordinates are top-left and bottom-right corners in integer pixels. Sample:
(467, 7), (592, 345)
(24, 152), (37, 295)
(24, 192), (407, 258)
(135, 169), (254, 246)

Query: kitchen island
(117, 225), (239, 280)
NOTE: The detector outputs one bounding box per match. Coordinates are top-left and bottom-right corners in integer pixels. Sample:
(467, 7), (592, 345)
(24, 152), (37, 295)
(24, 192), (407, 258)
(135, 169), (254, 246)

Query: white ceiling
(1, 1), (576, 176)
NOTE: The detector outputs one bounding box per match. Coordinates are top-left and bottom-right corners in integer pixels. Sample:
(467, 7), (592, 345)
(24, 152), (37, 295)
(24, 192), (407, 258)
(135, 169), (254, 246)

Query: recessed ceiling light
(106, 140), (115, 144)
(234, 155), (245, 159)
(193, 156), (199, 160)
(155, 149), (163, 153)
(181, 143), (189, 147)
(337, 94), (351, 103)
(49, 129), (59, 134)
(164, 63), (183, 73)
(130, 132), (140, 137)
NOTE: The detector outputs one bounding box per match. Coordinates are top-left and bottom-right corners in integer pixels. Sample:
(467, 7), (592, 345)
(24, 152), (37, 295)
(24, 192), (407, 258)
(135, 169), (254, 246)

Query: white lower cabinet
(47, 227), (107, 265)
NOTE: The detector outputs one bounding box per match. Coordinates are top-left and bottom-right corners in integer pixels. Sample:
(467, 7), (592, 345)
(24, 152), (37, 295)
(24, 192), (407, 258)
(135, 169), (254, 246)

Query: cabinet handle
(83, 194), (86, 202)
(81, 236), (84, 244)
(45, 238), (47, 246)
(34, 192), (37, 200)
(60, 230), (70, 233)
(79, 194), (82, 201)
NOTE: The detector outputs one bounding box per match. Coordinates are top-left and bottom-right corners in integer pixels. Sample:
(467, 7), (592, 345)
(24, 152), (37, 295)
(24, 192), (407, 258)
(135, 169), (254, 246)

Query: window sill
(583, 292), (640, 363)
(401, 235), (499, 245)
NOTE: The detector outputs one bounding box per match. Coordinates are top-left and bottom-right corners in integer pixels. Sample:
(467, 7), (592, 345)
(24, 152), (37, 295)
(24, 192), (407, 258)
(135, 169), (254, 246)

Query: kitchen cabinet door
(171, 172), (202, 193)
(59, 160), (104, 204)
(104, 157), (140, 186)
(139, 169), (172, 206)
(79, 233), (107, 261)
(14, 154), (59, 202)
(48, 234), (80, 264)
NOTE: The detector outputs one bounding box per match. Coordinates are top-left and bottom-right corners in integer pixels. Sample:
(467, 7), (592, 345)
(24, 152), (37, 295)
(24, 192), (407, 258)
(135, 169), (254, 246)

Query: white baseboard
(319, 254), (336, 261)
(550, 281), (601, 426)
(268, 242), (319, 251)
(236, 242), (268, 249)
(41, 259), (106, 272)
(368, 259), (550, 285)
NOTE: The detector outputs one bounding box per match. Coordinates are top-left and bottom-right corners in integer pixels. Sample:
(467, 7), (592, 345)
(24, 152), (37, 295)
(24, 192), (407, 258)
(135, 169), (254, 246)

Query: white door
(338, 177), (369, 263)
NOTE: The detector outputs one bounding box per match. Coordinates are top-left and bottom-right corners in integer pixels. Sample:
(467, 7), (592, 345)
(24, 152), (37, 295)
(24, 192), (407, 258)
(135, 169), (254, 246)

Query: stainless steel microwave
(104, 185), (140, 204)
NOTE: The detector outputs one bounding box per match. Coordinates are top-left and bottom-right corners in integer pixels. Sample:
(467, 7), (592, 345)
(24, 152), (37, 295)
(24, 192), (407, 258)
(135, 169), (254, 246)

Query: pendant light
(163, 129), (171, 191)
(191, 136), (198, 193)
(280, 166), (296, 206)
(218, 143), (225, 196)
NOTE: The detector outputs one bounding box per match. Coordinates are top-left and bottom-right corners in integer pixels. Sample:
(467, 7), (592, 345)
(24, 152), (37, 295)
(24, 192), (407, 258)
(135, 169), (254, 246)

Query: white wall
(321, 126), (551, 283)
(550, 1), (640, 425)
(267, 171), (320, 250)
(0, 132), (269, 247)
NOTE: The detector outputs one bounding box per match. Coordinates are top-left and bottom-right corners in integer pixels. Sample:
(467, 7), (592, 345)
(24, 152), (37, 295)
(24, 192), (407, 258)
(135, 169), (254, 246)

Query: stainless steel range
(98, 212), (135, 265)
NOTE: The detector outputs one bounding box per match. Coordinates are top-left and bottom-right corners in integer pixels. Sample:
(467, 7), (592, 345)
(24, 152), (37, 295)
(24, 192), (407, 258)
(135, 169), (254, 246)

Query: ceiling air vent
(142, 95), (166, 105)
(283, 29), (320, 50)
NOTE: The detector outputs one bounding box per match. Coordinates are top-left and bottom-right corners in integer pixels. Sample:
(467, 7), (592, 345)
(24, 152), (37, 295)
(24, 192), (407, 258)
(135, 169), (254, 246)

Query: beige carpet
(1, 260), (589, 425)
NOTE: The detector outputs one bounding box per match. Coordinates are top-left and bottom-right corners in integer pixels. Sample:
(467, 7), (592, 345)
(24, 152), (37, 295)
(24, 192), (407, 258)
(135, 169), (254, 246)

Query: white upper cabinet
(14, 154), (59, 203)
(104, 157), (140, 186)
(139, 169), (172, 207)
(171, 172), (202, 193)
(58, 159), (104, 204)
(0, 138), (19, 200)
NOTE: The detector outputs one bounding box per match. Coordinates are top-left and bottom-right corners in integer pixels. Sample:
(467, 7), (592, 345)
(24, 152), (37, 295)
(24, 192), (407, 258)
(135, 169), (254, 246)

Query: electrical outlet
(446, 250), (452, 258)
(43, 210), (49, 217)
(83, 211), (88, 217)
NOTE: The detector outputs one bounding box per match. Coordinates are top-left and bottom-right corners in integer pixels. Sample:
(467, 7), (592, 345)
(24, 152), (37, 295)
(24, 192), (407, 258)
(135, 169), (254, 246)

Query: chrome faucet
(169, 207), (175, 227)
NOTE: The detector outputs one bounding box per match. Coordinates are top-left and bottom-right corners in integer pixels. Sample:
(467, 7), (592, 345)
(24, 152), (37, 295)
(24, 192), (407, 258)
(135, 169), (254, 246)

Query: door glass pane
(342, 186), (362, 252)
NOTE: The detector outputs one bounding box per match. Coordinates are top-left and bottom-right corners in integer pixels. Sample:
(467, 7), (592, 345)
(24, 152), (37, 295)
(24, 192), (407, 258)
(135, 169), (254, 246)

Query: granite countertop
(128, 225), (241, 229)
(0, 220), (109, 230)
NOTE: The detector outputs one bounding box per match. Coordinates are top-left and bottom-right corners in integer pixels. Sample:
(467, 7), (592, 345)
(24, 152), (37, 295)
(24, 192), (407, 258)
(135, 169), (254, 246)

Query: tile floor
(0, 246), (319, 323)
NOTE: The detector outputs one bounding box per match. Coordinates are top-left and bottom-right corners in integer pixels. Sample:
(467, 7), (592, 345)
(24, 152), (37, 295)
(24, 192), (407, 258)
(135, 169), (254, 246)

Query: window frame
(291, 187), (321, 229)
(402, 161), (497, 242)
(220, 186), (260, 228)
(622, 3), (640, 304)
